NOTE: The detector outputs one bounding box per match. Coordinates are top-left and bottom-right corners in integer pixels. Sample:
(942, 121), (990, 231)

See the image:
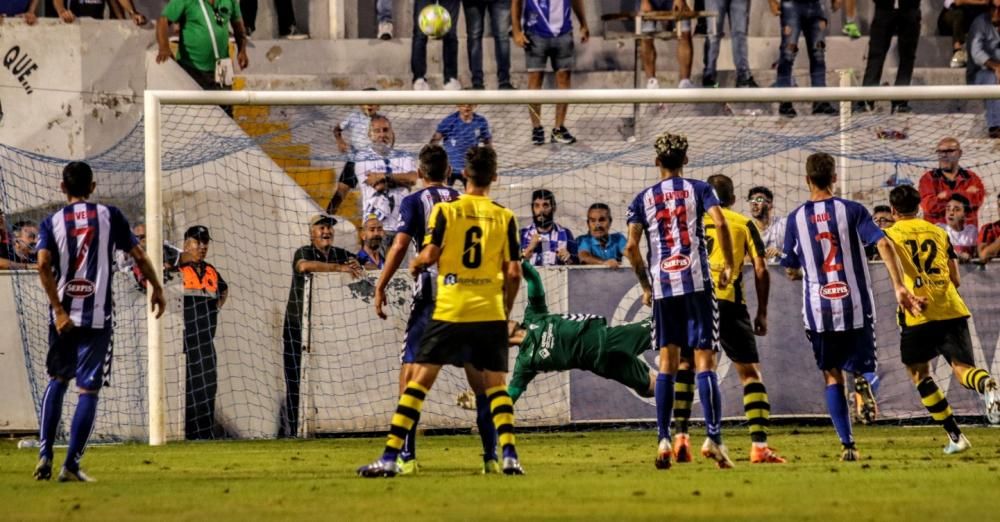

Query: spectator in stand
(412, 0), (462, 90)
(520, 189), (578, 266)
(770, 0), (838, 117)
(939, 0), (990, 68)
(329, 91), (378, 213)
(115, 222), (182, 290)
(1, 0), (39, 23)
(430, 104), (493, 186)
(979, 193), (1000, 262)
(464, 0), (515, 89)
(512, 0), (588, 145)
(0, 220), (39, 270)
(939, 194), (979, 262)
(918, 137), (986, 226)
(702, 0), (759, 88)
(967, 0), (1000, 138)
(239, 0), (307, 38)
(156, 0), (249, 95)
(52, 0), (146, 24)
(856, 0), (920, 114)
(378, 0), (393, 39)
(638, 0), (694, 89)
(867, 205), (895, 260)
(747, 186), (787, 261)
(577, 203), (627, 267)
(357, 214), (386, 269)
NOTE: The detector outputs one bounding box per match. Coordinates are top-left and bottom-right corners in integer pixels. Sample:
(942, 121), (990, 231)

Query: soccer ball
(418, 4), (452, 39)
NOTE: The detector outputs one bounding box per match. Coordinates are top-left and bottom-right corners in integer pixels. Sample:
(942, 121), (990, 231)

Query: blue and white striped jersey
(521, 0), (573, 38)
(626, 177), (720, 299)
(780, 197), (885, 333)
(37, 202), (138, 329)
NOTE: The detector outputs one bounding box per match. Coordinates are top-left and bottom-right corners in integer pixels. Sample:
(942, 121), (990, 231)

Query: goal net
(3, 84), (1000, 443)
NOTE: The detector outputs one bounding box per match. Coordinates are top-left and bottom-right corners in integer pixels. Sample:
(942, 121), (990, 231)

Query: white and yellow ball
(418, 4), (452, 39)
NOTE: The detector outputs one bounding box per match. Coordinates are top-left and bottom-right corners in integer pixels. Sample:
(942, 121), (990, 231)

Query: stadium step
(259, 143), (312, 169)
(285, 167), (336, 207)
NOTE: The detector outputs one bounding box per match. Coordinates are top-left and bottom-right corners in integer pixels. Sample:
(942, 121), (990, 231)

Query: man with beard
(577, 203), (627, 267)
(521, 189), (578, 266)
(280, 214), (364, 437)
(747, 186), (787, 262)
(357, 215), (386, 269)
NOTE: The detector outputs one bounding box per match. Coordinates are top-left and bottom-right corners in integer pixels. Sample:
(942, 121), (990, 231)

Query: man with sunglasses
(918, 137), (986, 226)
(747, 186), (787, 262)
(0, 220), (39, 270)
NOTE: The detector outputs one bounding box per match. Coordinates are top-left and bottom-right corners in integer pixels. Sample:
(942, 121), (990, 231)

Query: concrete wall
(0, 273), (37, 433)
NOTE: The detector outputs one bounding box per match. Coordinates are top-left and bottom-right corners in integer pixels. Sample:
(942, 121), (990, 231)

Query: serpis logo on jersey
(65, 278), (95, 298)
(820, 281), (850, 300)
(659, 254), (691, 273)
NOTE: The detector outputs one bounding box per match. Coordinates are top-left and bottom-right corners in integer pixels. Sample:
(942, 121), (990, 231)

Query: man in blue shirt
(577, 203), (627, 267)
(357, 214), (386, 269)
(430, 104), (492, 186)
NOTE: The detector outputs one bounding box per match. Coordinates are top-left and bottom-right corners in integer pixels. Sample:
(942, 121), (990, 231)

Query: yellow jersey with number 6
(883, 218), (969, 327)
(424, 194), (520, 322)
(704, 208), (765, 304)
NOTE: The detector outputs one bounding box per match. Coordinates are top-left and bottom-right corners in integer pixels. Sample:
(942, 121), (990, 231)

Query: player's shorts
(651, 291), (719, 352)
(900, 317), (974, 367)
(525, 32), (575, 72)
(718, 300), (759, 364)
(401, 272), (463, 366)
(417, 320), (509, 372)
(636, 0), (692, 33)
(46, 325), (112, 391)
(805, 326), (876, 374)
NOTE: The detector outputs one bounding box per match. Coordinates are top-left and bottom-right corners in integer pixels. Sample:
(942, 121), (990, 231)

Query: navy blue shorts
(650, 291), (719, 351)
(805, 326), (877, 374)
(46, 325), (112, 391)
(401, 272), (435, 364)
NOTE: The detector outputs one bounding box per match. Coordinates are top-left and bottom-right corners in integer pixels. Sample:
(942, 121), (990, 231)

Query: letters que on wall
(4, 45), (39, 95)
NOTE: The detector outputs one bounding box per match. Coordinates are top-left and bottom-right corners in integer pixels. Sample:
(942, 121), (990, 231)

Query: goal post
(127, 84), (1000, 444)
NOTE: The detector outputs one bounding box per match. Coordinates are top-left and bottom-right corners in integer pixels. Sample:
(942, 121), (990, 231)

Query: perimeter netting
(3, 88), (999, 442)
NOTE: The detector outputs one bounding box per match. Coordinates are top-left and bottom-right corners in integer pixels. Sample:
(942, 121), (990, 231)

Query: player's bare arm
(751, 251), (770, 336)
(948, 257), (962, 289)
(708, 206), (735, 289)
(624, 223), (652, 306)
(374, 231), (413, 319)
(37, 249), (73, 333)
(875, 237), (927, 316)
(503, 260), (523, 317)
(128, 244), (167, 318)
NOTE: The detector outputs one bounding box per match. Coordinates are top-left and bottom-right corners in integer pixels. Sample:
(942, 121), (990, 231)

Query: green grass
(3, 426), (1000, 521)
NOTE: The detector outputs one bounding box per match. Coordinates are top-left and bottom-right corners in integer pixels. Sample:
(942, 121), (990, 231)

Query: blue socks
(64, 393), (98, 472)
(863, 371), (880, 397)
(475, 393), (498, 462)
(655, 373), (674, 441)
(825, 383), (854, 446)
(39, 379), (68, 460)
(697, 371), (723, 444)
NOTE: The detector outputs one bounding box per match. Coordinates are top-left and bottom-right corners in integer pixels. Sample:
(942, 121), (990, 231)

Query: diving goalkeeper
(507, 260), (656, 402)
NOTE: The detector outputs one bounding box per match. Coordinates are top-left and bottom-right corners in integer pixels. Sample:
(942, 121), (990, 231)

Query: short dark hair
(418, 144), (450, 182)
(805, 152), (836, 190)
(889, 186), (921, 215)
(63, 161), (94, 198)
(588, 202), (611, 221)
(949, 193), (971, 213)
(706, 174), (735, 207)
(12, 220), (37, 235)
(872, 205), (892, 214)
(532, 189), (556, 206)
(464, 146), (497, 187)
(748, 186), (774, 201)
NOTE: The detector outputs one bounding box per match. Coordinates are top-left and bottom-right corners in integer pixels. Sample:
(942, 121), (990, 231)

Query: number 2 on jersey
(903, 239), (941, 274)
(813, 232), (844, 273)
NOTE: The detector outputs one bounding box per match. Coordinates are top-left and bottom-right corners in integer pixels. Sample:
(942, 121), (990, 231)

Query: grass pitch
(3, 426), (1000, 521)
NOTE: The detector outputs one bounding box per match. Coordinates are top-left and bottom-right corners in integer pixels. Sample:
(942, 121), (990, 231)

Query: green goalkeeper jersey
(509, 261), (606, 400)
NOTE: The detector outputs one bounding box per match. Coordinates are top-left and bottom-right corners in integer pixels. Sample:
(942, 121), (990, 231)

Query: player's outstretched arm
(374, 231), (412, 319)
(521, 259), (548, 315)
(508, 367), (536, 404)
(129, 245), (167, 319)
(624, 223), (652, 306)
(875, 237), (927, 316)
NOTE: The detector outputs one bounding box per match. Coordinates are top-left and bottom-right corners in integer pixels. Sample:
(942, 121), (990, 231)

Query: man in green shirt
(155, 0), (249, 92)
(507, 260), (655, 402)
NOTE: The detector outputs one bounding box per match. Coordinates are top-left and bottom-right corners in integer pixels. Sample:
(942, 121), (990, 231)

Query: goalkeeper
(507, 260), (656, 402)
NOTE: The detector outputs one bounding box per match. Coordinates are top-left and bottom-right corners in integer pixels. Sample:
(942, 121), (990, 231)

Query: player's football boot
(357, 458), (401, 478)
(654, 438), (672, 470)
(854, 375), (878, 425)
(700, 438), (735, 469)
(482, 459), (502, 475)
(57, 467), (96, 482)
(396, 457), (419, 476)
(982, 377), (1000, 425)
(33, 456), (52, 481)
(943, 434), (971, 455)
(501, 456), (525, 475)
(840, 445), (860, 462)
(749, 445), (787, 464)
(672, 433), (692, 463)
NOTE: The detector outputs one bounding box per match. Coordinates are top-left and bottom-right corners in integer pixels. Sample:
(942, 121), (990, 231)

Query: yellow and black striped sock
(383, 381), (428, 460)
(487, 385), (517, 458)
(673, 369), (695, 435)
(917, 377), (962, 440)
(743, 379), (770, 444)
(960, 368), (990, 394)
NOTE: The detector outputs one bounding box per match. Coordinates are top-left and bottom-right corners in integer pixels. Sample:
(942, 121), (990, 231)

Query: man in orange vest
(177, 225), (228, 440)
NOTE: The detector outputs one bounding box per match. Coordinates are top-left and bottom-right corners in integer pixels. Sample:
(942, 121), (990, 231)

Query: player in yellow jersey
(359, 146), (525, 477)
(669, 174), (786, 464)
(884, 185), (1000, 454)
